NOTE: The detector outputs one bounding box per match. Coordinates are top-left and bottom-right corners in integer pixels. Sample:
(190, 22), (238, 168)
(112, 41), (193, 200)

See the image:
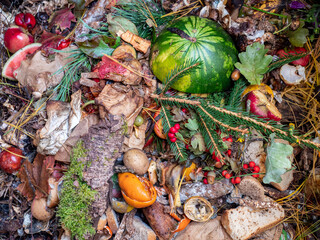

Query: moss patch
(57, 141), (96, 240)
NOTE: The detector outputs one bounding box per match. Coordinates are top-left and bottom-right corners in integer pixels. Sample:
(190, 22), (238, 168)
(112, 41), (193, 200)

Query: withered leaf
(49, 8), (76, 31)
(17, 155), (55, 200)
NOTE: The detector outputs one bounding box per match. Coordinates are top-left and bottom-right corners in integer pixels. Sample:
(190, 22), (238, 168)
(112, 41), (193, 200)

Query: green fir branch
(161, 59), (201, 95)
(53, 49), (91, 101)
(114, 0), (173, 39)
(267, 52), (309, 73)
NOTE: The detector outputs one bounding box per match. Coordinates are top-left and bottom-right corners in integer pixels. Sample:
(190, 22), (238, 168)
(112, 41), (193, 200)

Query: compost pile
(1, 0), (320, 239)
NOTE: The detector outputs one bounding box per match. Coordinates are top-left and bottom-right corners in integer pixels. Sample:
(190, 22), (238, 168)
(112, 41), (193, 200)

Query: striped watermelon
(150, 16), (238, 93)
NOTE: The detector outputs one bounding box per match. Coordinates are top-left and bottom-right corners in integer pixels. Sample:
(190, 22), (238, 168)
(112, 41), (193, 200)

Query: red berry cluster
(243, 161), (260, 178)
(168, 123), (180, 142)
(222, 170), (241, 184)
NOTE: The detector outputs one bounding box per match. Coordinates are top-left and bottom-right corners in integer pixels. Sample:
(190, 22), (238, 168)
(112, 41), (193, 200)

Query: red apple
(0, 147), (23, 174)
(288, 47), (309, 66)
(15, 13), (36, 29)
(246, 90), (281, 121)
(277, 47), (309, 67)
(4, 26), (34, 53)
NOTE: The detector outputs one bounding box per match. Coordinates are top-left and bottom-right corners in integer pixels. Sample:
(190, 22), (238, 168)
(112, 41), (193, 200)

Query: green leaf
(263, 134), (293, 184)
(68, 0), (85, 18)
(78, 36), (120, 58)
(185, 118), (199, 131)
(107, 14), (138, 37)
(190, 132), (206, 152)
(287, 26), (309, 47)
(234, 42), (273, 85)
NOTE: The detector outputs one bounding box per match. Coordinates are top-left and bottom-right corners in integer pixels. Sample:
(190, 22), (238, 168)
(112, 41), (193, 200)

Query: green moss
(57, 141), (96, 240)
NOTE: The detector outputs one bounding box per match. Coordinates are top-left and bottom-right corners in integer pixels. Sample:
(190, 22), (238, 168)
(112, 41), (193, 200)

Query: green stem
(244, 4), (288, 19)
(82, 100), (95, 109)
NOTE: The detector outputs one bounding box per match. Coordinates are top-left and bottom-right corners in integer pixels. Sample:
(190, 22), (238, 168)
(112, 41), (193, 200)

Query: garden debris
(221, 200), (285, 240)
(17, 155), (55, 201)
(280, 64), (306, 85)
(120, 30), (151, 54)
(252, 224), (283, 240)
(175, 216), (232, 240)
(179, 179), (233, 202)
(14, 46), (77, 99)
(74, 0), (115, 42)
(142, 201), (178, 240)
(80, 115), (125, 219)
(106, 206), (119, 234)
(129, 215), (157, 240)
(95, 84), (145, 150)
(34, 90), (81, 155)
(54, 113), (99, 162)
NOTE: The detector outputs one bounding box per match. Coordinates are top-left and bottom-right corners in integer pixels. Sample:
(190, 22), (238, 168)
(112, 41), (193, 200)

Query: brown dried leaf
(17, 155), (55, 200)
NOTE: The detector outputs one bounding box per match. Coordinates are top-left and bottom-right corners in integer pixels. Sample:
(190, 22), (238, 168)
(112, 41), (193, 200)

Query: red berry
(252, 172), (259, 178)
(203, 178), (208, 184)
(170, 137), (177, 143)
(181, 108), (188, 113)
(235, 177), (241, 184)
(169, 127), (177, 134)
(243, 164), (249, 170)
(211, 152), (216, 159)
(222, 170), (228, 177)
(225, 173), (231, 179)
(222, 137), (226, 141)
(185, 144), (189, 150)
(204, 171), (208, 177)
(174, 123), (180, 130)
(168, 132), (175, 138)
(57, 39), (71, 50)
(215, 129), (221, 135)
(226, 137), (233, 142)
(0, 147), (23, 174)
(226, 149), (231, 157)
(231, 178), (235, 184)
(215, 156), (220, 162)
(253, 166), (260, 173)
(249, 161), (256, 168)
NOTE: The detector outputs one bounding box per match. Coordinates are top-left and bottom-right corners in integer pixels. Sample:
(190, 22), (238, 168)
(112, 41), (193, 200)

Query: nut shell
(184, 196), (214, 222)
(123, 149), (149, 175)
(31, 198), (54, 221)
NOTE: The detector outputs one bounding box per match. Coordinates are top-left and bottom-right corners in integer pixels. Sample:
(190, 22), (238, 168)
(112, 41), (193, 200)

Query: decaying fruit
(111, 197), (134, 213)
(31, 198), (54, 221)
(0, 147), (23, 174)
(118, 172), (157, 208)
(183, 162), (197, 181)
(123, 148), (149, 175)
(112, 44), (137, 58)
(15, 13), (36, 29)
(4, 26), (34, 53)
(153, 110), (166, 139)
(246, 90), (282, 121)
(183, 196), (214, 222)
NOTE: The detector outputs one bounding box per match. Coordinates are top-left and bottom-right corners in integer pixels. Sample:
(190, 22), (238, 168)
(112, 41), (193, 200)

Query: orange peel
(118, 172), (157, 208)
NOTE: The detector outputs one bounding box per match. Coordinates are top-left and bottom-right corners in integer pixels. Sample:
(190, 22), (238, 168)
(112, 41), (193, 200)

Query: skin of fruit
(15, 13), (36, 29)
(4, 26), (34, 53)
(0, 147), (23, 174)
(118, 172), (157, 208)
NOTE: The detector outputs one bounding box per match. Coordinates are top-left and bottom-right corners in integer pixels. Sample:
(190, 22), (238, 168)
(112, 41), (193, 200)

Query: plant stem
(243, 4), (288, 18)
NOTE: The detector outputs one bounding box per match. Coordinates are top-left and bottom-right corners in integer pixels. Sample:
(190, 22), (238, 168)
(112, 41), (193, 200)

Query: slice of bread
(238, 176), (265, 200)
(221, 203), (285, 240)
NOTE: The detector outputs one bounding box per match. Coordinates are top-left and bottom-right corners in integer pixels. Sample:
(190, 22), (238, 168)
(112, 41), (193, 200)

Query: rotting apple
(15, 13), (36, 29)
(246, 90), (282, 121)
(277, 47), (310, 67)
(0, 147), (23, 174)
(4, 26), (34, 53)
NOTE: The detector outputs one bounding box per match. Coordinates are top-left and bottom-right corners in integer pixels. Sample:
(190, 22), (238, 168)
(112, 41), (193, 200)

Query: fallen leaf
(49, 8), (76, 32)
(263, 134), (293, 184)
(17, 155), (55, 200)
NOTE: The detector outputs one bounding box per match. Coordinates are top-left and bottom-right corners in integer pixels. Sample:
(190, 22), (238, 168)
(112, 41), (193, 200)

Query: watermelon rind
(150, 16), (238, 94)
(2, 43), (42, 80)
